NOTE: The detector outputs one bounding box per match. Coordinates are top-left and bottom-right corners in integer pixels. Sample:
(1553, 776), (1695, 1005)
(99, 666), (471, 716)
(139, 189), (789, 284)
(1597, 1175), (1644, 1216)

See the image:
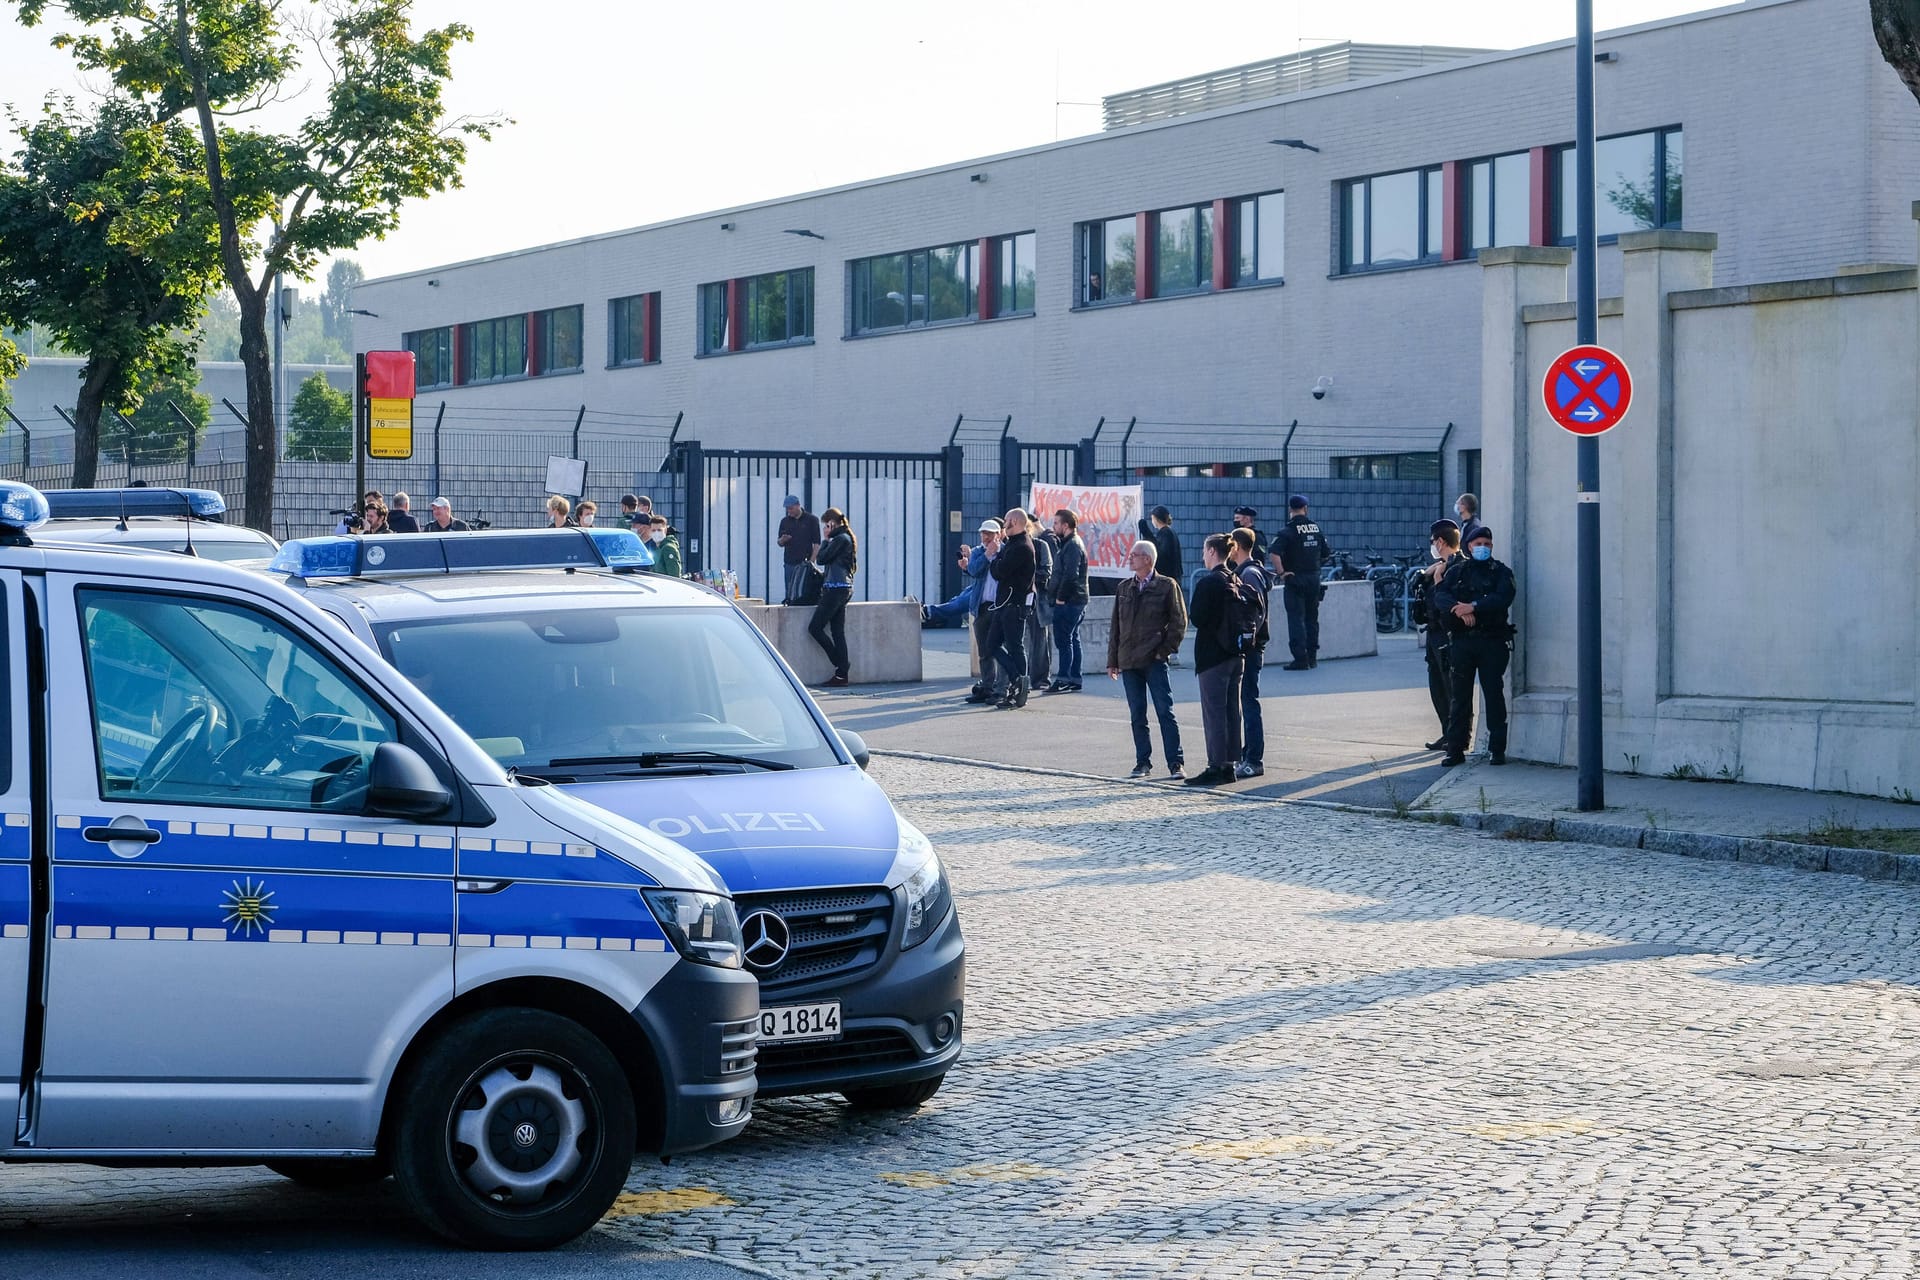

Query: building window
(1555, 127), (1683, 241)
(460, 314), (527, 383)
(1153, 204), (1212, 296)
(744, 268), (814, 348)
(609, 293), (657, 366)
(698, 281), (730, 355)
(1341, 166), (1444, 272)
(403, 327), (451, 390)
(536, 305), (582, 374)
(997, 231), (1036, 314)
(1233, 191), (1284, 283)
(850, 241), (980, 334)
(1078, 216), (1136, 304)
(1467, 152), (1530, 254)
(1332, 452), (1441, 481)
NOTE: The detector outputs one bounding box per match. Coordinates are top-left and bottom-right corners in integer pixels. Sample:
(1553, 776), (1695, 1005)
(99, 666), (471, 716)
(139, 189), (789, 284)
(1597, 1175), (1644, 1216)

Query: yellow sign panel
(368, 397), (414, 460)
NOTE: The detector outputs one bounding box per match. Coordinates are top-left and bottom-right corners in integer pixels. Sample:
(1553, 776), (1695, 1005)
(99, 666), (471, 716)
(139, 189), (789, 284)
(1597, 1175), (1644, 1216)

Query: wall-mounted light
(1268, 138), (1320, 153)
(720, 221), (736, 230)
(969, 173), (986, 183)
(1594, 50), (1619, 63)
(426, 278), (440, 287)
(783, 228), (826, 240)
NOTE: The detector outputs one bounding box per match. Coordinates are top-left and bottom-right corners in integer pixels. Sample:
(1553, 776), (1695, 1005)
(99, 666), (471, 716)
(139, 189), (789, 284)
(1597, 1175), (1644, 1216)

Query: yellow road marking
(1187, 1136), (1335, 1160)
(606, 1188), (736, 1216)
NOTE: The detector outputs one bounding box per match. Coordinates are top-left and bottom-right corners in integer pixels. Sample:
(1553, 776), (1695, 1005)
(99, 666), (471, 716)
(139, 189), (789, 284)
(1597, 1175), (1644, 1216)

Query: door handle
(83, 823), (162, 845)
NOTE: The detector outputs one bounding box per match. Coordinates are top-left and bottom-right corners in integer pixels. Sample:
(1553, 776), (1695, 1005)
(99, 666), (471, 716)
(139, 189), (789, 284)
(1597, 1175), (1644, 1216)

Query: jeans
(1051, 602), (1086, 682)
(808, 586), (852, 677)
(1197, 658), (1245, 770)
(1239, 647), (1265, 765)
(1283, 581), (1321, 662)
(925, 584), (976, 626)
(1447, 633), (1510, 755)
(1121, 662), (1183, 769)
(987, 602), (1030, 685)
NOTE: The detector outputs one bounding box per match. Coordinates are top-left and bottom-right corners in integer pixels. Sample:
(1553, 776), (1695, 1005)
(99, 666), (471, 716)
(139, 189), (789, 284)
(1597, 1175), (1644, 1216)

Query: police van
(268, 530), (965, 1111)
(0, 484), (756, 1249)
(38, 486), (281, 562)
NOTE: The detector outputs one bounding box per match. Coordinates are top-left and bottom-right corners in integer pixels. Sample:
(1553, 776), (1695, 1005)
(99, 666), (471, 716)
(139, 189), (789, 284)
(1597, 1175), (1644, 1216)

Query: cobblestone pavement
(10, 755), (1920, 1278)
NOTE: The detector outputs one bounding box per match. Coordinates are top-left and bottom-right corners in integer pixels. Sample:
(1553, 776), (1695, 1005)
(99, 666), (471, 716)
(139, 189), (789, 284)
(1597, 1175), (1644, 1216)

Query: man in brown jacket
(1107, 539), (1188, 779)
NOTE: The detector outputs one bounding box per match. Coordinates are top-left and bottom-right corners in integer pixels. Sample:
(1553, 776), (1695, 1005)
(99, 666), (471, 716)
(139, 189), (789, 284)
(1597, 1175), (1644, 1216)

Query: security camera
(1311, 376), (1334, 401)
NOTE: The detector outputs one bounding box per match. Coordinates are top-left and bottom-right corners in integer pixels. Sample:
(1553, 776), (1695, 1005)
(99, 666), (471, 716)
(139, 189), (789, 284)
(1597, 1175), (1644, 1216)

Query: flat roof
(363, 0), (1785, 287)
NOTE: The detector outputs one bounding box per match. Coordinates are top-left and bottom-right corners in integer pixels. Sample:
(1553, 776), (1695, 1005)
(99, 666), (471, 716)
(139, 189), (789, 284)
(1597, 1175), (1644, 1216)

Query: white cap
(978, 518), (1003, 533)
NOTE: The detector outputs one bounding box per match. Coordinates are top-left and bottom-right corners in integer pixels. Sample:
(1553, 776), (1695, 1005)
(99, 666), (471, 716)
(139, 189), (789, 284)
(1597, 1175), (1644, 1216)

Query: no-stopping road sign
(1544, 344), (1632, 436)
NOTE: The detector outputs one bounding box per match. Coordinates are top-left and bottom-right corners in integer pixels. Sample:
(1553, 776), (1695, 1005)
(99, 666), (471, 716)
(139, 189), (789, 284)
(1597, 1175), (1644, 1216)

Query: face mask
(1471, 545), (1492, 561)
(1430, 543), (1445, 561)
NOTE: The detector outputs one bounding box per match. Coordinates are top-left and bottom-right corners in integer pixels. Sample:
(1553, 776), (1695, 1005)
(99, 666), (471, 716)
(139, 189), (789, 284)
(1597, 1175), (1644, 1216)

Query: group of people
(1102, 496), (1331, 787)
(958, 506), (1093, 710)
(1411, 493), (1516, 767)
(335, 489), (472, 534)
(540, 492), (685, 577)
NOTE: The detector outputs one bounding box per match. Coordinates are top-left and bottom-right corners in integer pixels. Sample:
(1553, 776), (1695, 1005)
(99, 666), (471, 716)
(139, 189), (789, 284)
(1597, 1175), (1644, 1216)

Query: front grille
(756, 1027), (920, 1076)
(737, 886), (894, 997)
(719, 1016), (758, 1076)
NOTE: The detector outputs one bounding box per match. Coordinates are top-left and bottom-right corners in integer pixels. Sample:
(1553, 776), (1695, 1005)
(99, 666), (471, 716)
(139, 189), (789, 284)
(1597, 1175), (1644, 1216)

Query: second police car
(0, 486), (756, 1249)
(268, 528), (966, 1110)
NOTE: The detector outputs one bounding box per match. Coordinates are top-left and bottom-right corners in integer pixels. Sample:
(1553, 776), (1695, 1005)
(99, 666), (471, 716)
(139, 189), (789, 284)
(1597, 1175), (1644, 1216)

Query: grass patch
(1774, 813), (1920, 855)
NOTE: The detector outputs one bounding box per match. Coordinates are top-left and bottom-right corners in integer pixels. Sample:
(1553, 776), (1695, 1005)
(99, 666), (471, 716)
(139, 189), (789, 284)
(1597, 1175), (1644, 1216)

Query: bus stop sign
(1544, 344), (1632, 436)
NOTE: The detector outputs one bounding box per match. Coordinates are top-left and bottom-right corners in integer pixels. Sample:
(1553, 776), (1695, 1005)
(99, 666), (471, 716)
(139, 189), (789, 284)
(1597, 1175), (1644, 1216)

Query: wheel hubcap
(452, 1060), (591, 1205)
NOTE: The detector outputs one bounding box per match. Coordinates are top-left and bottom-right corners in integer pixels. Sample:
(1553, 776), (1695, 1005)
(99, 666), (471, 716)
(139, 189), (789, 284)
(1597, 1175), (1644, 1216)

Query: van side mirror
(839, 729), (871, 771)
(367, 741), (453, 818)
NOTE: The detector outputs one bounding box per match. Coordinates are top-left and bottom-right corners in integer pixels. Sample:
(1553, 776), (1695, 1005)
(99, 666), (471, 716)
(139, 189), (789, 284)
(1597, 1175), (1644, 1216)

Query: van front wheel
(393, 1008), (636, 1250)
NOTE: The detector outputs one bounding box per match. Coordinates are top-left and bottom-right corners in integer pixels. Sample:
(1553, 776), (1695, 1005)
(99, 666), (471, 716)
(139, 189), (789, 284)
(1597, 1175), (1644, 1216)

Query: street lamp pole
(1575, 0), (1604, 810)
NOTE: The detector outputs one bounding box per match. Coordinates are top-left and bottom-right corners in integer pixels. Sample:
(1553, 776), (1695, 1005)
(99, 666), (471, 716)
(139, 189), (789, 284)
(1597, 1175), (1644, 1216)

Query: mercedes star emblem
(740, 909), (792, 971)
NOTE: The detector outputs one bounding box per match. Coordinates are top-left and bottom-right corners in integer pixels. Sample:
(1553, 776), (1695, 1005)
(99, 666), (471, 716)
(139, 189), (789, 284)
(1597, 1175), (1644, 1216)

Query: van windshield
(373, 606), (842, 773)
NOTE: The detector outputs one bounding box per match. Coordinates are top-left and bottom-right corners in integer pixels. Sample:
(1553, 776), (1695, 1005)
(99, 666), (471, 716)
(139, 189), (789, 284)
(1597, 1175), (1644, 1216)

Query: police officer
(1432, 525), (1516, 767)
(1271, 494), (1331, 670)
(1230, 506), (1268, 567)
(1411, 519), (1463, 751)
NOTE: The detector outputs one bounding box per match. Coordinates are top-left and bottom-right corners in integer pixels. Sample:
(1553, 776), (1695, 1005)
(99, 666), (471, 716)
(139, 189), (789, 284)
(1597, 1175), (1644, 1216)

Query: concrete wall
(1481, 209), (1920, 798)
(352, 0), (1917, 507)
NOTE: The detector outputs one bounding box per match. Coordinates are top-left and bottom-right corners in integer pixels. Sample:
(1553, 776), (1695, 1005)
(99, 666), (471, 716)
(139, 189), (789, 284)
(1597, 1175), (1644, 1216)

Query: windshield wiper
(545, 751), (795, 773)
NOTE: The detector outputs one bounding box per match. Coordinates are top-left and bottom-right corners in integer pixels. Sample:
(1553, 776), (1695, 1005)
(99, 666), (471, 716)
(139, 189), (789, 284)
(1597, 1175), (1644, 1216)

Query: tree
(0, 336), (20, 413)
(319, 257), (364, 344)
(110, 367), (208, 464)
(0, 98), (221, 486)
(16, 0), (500, 531)
(1873, 0), (1920, 106)
(286, 369), (351, 461)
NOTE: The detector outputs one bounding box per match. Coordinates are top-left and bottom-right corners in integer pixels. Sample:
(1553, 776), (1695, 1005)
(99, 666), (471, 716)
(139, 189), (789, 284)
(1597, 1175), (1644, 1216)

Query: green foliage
(109, 368), (209, 464)
(0, 334), (19, 411)
(287, 370), (351, 461)
(193, 286), (349, 366)
(320, 258), (365, 344)
(1871, 0), (1920, 107)
(0, 96), (223, 480)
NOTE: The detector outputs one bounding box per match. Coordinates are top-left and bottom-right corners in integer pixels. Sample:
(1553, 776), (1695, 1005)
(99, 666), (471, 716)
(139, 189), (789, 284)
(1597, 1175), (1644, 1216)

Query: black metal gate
(998, 437), (1093, 514)
(673, 441), (965, 606)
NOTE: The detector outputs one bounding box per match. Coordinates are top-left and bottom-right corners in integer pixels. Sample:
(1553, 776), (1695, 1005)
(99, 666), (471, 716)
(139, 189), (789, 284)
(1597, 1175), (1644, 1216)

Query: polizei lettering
(647, 812), (827, 839)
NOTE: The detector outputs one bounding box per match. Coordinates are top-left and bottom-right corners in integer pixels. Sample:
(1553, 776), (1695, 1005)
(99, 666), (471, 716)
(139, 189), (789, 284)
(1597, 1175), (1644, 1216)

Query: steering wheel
(135, 702), (224, 791)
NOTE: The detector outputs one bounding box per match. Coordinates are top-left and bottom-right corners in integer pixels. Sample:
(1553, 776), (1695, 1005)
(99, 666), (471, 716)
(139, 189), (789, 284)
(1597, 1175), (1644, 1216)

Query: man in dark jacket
(1412, 519), (1462, 751)
(1231, 506), (1268, 568)
(387, 492), (421, 533)
(984, 509), (1037, 709)
(1433, 525), (1517, 766)
(1272, 494), (1332, 669)
(1025, 510), (1056, 690)
(1455, 493), (1488, 548)
(964, 521), (1009, 703)
(1186, 534), (1246, 787)
(1227, 527), (1271, 777)
(1045, 509), (1090, 692)
(1148, 506), (1183, 587)
(1107, 538), (1187, 778)
(778, 495), (823, 606)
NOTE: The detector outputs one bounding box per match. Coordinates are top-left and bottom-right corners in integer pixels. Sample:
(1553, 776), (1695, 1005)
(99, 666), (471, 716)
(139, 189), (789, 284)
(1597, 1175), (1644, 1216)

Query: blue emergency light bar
(270, 527), (654, 581)
(41, 487), (227, 521)
(0, 481), (51, 534)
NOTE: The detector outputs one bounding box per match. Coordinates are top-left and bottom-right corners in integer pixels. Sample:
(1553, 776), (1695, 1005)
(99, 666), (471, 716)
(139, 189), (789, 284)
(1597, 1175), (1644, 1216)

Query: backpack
(1214, 569), (1264, 656)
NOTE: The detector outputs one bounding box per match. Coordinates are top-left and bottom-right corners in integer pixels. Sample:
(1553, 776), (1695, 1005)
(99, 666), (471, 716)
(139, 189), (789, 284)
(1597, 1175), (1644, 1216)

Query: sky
(0, 0), (1723, 283)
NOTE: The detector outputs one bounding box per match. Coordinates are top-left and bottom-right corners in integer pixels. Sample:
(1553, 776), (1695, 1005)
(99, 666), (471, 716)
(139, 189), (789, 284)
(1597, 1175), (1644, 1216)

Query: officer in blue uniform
(1432, 524), (1517, 766)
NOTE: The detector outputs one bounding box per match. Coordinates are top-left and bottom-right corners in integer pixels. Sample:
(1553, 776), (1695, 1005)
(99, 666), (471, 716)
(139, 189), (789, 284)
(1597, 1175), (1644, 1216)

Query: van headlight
(643, 890), (744, 969)
(896, 820), (952, 950)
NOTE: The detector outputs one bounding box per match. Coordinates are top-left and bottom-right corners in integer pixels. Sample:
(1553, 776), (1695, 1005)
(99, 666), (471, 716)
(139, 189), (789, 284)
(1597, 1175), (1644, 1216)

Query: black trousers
(1197, 658), (1244, 770)
(808, 586), (853, 677)
(1424, 634), (1453, 738)
(1447, 632), (1510, 755)
(984, 602), (1029, 686)
(1283, 581), (1321, 662)
(971, 606), (1004, 695)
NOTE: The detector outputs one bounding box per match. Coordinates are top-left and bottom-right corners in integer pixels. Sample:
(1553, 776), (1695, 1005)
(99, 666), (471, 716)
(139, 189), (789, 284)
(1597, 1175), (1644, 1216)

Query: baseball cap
(1233, 505), (1258, 519)
(1468, 524), (1494, 542)
(783, 494), (802, 506)
(1288, 493), (1309, 509)
(978, 518), (1003, 533)
(430, 497), (450, 510)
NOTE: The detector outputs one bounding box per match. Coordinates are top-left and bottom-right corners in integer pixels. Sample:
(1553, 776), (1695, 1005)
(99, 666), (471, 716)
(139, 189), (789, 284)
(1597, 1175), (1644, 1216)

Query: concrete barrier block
(1317, 580), (1378, 660)
(738, 601), (921, 685)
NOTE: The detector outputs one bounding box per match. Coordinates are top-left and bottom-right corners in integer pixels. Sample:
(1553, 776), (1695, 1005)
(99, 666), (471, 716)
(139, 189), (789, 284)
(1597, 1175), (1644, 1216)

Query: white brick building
(355, 0), (1919, 502)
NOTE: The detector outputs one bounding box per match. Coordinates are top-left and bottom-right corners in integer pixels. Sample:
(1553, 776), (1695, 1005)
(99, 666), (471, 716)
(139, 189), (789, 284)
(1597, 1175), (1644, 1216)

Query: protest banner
(1029, 482), (1145, 579)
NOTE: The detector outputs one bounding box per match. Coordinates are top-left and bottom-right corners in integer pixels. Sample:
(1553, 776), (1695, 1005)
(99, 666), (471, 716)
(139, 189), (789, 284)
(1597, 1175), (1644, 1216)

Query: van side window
(79, 590), (398, 813)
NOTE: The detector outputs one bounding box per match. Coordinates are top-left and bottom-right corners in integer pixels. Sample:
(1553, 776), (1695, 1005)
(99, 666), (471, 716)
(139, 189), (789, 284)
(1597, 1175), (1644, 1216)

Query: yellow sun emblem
(220, 877), (277, 937)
